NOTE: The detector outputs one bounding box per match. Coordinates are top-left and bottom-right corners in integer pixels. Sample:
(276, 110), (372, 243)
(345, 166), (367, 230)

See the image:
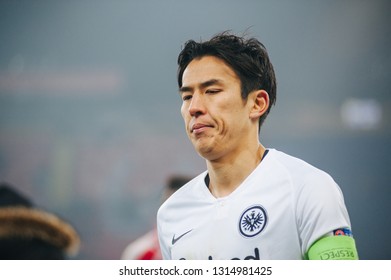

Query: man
(157, 31), (358, 260)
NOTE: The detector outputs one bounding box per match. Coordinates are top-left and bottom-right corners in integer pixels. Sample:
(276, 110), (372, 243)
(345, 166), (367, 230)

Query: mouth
(191, 123), (213, 134)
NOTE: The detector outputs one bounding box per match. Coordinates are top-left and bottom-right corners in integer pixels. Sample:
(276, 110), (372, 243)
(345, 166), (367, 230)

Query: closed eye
(182, 94), (192, 101)
(205, 89), (222, 94)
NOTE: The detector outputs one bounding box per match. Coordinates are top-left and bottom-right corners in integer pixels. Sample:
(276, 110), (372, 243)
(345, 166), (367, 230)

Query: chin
(191, 137), (219, 159)
(194, 145), (213, 158)
(196, 146), (223, 161)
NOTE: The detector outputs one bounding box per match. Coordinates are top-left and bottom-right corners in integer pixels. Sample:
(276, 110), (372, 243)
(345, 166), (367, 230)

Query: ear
(249, 90), (269, 120)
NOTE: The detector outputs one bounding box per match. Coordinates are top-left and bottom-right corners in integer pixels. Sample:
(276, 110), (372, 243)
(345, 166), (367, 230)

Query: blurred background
(0, 0), (390, 259)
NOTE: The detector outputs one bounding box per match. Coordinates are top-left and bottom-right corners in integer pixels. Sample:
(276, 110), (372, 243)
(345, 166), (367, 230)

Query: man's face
(179, 56), (255, 161)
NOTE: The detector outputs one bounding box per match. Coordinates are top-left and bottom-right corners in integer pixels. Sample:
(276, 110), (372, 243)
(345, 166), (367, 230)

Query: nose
(188, 93), (206, 117)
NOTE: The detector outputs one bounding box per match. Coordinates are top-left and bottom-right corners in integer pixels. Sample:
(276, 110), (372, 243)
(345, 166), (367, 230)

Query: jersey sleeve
(295, 170), (353, 256)
(157, 206), (170, 260)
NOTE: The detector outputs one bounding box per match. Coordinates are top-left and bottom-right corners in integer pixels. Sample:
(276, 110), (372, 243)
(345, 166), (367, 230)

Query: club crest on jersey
(239, 205), (268, 238)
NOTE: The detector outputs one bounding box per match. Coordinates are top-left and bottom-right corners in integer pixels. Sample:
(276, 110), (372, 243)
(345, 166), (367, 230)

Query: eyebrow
(179, 79), (223, 94)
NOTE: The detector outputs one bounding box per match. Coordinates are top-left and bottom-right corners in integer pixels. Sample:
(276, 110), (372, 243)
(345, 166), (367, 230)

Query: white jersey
(157, 149), (352, 260)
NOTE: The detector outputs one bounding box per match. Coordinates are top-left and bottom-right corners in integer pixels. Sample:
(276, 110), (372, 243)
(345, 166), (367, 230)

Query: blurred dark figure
(121, 175), (191, 260)
(0, 182), (80, 259)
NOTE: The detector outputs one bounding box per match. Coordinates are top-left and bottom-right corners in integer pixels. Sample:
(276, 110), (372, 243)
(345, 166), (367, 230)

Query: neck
(207, 143), (266, 198)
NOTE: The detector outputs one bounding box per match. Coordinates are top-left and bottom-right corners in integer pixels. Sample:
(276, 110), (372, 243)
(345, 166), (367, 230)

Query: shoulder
(265, 149), (344, 205)
(157, 171), (207, 220)
(268, 149), (325, 173)
(267, 149), (337, 186)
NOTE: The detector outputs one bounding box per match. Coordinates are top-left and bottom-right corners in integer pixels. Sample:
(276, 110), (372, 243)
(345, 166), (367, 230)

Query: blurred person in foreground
(121, 175), (191, 260)
(0, 182), (80, 259)
(157, 31), (358, 260)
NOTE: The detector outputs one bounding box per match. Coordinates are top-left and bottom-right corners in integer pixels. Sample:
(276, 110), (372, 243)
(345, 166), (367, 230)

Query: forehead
(182, 56), (239, 86)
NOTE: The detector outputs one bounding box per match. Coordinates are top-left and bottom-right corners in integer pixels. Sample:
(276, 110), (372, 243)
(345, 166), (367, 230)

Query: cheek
(219, 97), (243, 117)
(181, 105), (191, 129)
(180, 104), (187, 119)
(219, 103), (248, 132)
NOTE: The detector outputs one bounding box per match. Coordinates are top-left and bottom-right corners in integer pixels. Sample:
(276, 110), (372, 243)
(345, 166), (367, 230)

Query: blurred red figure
(122, 228), (161, 260)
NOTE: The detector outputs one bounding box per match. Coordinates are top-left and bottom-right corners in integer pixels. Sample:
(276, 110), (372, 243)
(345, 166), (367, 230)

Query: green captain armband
(306, 235), (359, 260)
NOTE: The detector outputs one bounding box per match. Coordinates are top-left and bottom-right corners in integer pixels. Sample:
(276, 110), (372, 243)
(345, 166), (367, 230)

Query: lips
(191, 123), (213, 134)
